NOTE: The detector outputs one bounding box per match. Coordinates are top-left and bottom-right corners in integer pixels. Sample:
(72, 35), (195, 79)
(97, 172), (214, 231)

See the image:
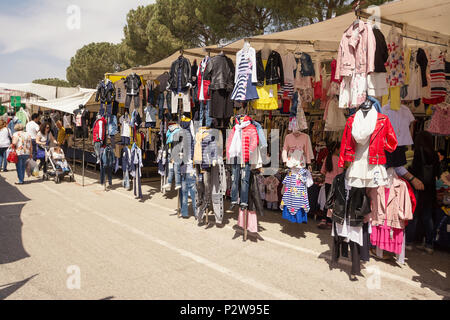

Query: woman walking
(0, 119), (12, 172)
(11, 123), (32, 184)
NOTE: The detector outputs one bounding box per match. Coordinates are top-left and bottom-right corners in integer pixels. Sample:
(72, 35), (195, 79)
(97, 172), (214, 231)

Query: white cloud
(0, 0), (155, 61)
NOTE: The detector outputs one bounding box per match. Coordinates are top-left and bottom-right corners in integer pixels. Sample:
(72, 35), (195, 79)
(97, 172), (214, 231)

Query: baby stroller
(42, 146), (75, 184)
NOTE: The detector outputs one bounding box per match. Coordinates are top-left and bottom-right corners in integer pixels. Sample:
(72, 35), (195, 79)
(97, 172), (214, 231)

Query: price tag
(447, 224), (450, 233)
(269, 88), (274, 98)
(169, 162), (174, 169)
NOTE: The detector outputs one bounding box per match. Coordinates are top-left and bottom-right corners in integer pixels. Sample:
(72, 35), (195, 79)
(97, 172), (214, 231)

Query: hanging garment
(423, 53), (447, 105)
(368, 179), (413, 254)
(264, 175), (280, 203)
(281, 168), (313, 223)
(345, 107), (390, 188)
(181, 165), (197, 218)
(335, 20), (376, 81)
(197, 56), (211, 101)
(232, 46), (259, 101)
(226, 116), (259, 164)
(130, 144), (143, 199)
(339, 109), (398, 168)
(253, 60), (279, 110)
(324, 97), (346, 132)
(404, 49), (423, 101)
(385, 26), (405, 88)
(339, 73), (368, 109)
(282, 132), (314, 164)
(196, 163), (226, 224)
(367, 72), (388, 97)
(381, 104), (415, 146)
(426, 103), (450, 136)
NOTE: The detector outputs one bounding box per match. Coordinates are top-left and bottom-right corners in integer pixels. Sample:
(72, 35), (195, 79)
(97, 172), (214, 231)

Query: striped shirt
(281, 169), (313, 214)
(424, 54), (446, 104)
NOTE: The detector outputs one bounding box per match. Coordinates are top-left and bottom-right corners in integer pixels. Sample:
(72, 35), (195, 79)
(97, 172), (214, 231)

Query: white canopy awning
(0, 83), (80, 100)
(28, 88), (96, 115)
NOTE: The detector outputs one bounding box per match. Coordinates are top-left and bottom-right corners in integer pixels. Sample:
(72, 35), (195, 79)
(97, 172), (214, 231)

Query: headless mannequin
(261, 43), (271, 61)
(276, 43), (287, 56)
(243, 41), (251, 54)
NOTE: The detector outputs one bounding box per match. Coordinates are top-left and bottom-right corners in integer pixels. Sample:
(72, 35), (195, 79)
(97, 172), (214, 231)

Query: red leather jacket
(338, 113), (397, 168)
(93, 117), (107, 143)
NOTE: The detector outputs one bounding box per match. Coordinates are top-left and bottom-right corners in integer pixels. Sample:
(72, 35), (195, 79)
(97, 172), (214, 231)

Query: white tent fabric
(0, 83), (80, 100)
(27, 88), (96, 115)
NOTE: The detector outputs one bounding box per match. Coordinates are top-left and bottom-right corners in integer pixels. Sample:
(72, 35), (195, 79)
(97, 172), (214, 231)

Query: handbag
(7, 146), (18, 164)
(36, 146), (46, 160)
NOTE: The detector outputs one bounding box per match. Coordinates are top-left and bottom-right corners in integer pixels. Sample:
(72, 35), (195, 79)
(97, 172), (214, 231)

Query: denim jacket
(107, 115), (118, 136)
(101, 145), (115, 168)
(295, 53), (315, 77)
(251, 120), (267, 148)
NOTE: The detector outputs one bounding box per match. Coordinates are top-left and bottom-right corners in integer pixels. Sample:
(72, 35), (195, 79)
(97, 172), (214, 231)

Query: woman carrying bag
(36, 122), (58, 174)
(11, 123), (32, 184)
(406, 131), (441, 254)
(0, 119), (12, 172)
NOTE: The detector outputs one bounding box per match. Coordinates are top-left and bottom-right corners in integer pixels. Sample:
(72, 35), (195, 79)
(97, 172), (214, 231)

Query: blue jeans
(406, 195), (434, 248)
(231, 161), (251, 207)
(199, 100), (212, 127)
(100, 165), (112, 186)
(123, 168), (130, 189)
(167, 162), (181, 188)
(0, 147), (7, 170)
(15, 155), (28, 183)
(181, 172), (197, 217)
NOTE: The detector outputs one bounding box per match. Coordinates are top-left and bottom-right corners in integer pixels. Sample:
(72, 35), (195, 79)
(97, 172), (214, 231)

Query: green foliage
(66, 42), (130, 88)
(32, 78), (72, 87)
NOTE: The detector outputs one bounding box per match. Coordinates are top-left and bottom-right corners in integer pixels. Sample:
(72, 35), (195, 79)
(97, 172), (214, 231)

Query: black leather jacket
(325, 172), (371, 227)
(256, 50), (284, 86)
(124, 73), (142, 95)
(168, 56), (192, 92)
(204, 54), (235, 91)
(95, 80), (115, 103)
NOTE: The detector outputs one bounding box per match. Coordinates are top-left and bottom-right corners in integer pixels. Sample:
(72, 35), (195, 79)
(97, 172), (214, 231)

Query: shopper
(36, 122), (58, 174)
(318, 141), (343, 229)
(11, 123), (32, 184)
(56, 120), (66, 146)
(0, 119), (12, 171)
(26, 113), (40, 160)
(406, 131), (441, 254)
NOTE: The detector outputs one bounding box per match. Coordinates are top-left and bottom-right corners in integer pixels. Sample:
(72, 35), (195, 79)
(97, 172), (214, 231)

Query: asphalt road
(0, 165), (449, 300)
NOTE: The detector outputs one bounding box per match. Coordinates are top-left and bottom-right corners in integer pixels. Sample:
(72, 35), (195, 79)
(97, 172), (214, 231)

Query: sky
(0, 0), (155, 83)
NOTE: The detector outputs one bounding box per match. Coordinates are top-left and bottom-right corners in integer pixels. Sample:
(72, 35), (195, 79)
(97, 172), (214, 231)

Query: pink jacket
(335, 21), (376, 80)
(367, 177), (413, 229)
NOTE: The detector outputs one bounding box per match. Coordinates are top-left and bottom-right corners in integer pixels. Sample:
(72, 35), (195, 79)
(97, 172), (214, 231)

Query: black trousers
(332, 225), (361, 275)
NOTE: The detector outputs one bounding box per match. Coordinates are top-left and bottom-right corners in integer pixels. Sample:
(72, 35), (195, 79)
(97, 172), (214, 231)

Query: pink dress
(370, 188), (404, 254)
(427, 103), (450, 136)
(238, 209), (258, 233)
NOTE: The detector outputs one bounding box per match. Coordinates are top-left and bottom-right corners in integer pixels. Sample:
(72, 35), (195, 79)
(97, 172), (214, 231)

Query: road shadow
(0, 175), (30, 265)
(0, 274), (38, 300)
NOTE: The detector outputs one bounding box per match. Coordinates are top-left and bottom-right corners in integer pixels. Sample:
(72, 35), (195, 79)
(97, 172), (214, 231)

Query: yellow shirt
(57, 127), (66, 145)
(253, 60), (279, 110)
